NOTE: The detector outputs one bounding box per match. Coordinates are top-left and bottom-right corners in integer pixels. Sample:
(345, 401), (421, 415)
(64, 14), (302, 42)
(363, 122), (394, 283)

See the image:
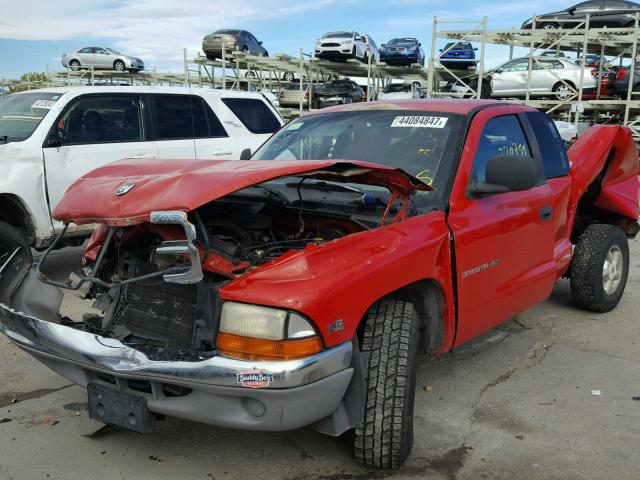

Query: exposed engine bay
(53, 181), (396, 356)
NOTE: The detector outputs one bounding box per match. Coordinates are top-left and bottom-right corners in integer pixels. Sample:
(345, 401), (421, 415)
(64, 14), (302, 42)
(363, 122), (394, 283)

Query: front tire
(113, 60), (125, 71)
(0, 220), (32, 268)
(354, 299), (419, 469)
(570, 224), (629, 312)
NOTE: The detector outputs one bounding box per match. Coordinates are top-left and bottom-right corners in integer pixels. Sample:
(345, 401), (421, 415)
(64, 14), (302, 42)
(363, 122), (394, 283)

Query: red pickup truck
(0, 100), (638, 469)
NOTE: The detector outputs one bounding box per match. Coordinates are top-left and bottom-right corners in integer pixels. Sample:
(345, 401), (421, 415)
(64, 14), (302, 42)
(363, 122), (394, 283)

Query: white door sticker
(391, 116), (448, 128)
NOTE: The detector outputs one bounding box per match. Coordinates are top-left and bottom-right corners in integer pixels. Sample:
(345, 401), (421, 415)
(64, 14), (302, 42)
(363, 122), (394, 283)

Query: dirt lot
(1, 240), (639, 480)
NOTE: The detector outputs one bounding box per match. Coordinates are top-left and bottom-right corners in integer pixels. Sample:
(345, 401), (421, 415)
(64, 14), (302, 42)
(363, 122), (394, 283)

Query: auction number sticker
(391, 116), (448, 128)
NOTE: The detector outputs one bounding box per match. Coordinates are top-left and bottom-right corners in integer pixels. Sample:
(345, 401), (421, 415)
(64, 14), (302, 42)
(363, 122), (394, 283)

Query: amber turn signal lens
(216, 332), (323, 360)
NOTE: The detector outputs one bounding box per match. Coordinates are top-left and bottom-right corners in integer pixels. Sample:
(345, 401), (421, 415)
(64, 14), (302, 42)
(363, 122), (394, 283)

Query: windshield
(323, 32), (351, 39)
(252, 110), (463, 209)
(388, 38), (418, 47)
(383, 84), (412, 93)
(0, 92), (61, 142)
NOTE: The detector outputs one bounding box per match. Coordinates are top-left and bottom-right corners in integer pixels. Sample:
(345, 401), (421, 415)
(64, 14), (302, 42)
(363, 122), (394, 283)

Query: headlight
(341, 40), (352, 44)
(217, 302), (321, 359)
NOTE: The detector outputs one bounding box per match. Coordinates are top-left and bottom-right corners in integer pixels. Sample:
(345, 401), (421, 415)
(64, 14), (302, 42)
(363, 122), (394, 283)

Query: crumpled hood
(53, 158), (429, 225)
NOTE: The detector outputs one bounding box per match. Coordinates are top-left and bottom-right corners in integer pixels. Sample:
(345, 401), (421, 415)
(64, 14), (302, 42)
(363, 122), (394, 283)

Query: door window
(95, 48), (109, 55)
(501, 59), (529, 72)
(57, 96), (144, 145)
(524, 112), (570, 178)
(221, 98), (281, 134)
(151, 94), (227, 140)
(79, 47), (93, 54)
(473, 115), (532, 183)
(574, 1), (603, 11)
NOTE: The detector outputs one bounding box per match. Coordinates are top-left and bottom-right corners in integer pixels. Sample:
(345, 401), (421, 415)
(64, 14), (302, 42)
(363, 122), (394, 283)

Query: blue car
(439, 42), (477, 70)
(379, 38), (425, 66)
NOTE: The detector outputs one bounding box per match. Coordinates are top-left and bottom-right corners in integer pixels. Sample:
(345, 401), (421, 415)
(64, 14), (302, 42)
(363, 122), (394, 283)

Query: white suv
(0, 86), (284, 251)
(315, 31), (367, 62)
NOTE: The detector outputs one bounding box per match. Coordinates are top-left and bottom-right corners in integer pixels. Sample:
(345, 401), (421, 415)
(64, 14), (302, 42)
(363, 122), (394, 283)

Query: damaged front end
(0, 158), (427, 435)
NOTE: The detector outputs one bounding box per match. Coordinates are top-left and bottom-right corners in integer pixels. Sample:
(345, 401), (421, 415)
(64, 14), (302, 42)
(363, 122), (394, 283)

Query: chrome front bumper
(0, 303), (353, 430)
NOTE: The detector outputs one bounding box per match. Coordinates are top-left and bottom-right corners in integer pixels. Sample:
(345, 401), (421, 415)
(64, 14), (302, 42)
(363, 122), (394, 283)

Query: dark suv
(522, 0), (640, 29)
(202, 29), (268, 59)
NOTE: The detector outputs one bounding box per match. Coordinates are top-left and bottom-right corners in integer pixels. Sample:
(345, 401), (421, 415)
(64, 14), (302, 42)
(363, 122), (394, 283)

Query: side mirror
(470, 155), (542, 196)
(259, 41), (263, 45)
(439, 48), (443, 52)
(474, 48), (478, 51)
(495, 68), (504, 74)
(239, 148), (252, 160)
(418, 43), (422, 46)
(45, 134), (61, 148)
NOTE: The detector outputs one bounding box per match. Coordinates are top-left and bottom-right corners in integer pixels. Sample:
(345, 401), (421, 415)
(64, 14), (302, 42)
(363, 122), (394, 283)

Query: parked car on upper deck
(315, 31), (368, 62)
(439, 42), (477, 70)
(1, 99), (637, 472)
(379, 37), (425, 66)
(61, 47), (144, 72)
(202, 29), (268, 59)
(521, 0), (640, 29)
(451, 57), (598, 100)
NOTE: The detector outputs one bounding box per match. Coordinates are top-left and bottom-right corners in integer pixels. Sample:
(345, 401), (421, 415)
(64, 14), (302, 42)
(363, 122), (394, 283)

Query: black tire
(539, 22), (559, 30)
(552, 81), (575, 101)
(69, 60), (81, 71)
(352, 46), (357, 60)
(263, 51), (269, 58)
(570, 224), (629, 313)
(354, 299), (420, 469)
(242, 46), (249, 54)
(283, 71), (295, 82)
(113, 60), (125, 72)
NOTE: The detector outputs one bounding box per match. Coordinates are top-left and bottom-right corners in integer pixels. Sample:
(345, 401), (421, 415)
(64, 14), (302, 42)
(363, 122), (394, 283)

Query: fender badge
(236, 370), (273, 388)
(115, 182), (135, 196)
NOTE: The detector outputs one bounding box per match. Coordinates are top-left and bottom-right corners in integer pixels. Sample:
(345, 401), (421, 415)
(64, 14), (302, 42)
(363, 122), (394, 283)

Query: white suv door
(150, 93), (238, 159)
(42, 94), (158, 227)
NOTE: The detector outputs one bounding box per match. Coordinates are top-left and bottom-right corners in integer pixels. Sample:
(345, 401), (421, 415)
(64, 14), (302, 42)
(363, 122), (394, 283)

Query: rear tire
(354, 299), (419, 469)
(283, 71), (295, 81)
(553, 81), (575, 100)
(570, 224), (629, 312)
(69, 60), (81, 71)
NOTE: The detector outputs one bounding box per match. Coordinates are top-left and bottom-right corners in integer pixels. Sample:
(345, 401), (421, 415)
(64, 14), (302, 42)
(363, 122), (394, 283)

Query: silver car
(451, 57), (597, 100)
(278, 83), (314, 107)
(61, 47), (144, 73)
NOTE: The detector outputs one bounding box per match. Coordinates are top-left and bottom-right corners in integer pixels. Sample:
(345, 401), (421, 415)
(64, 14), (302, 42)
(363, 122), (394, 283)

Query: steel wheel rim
(603, 245), (624, 295)
(115, 62), (124, 71)
(70, 62), (79, 70)
(543, 24), (557, 29)
(556, 84), (573, 100)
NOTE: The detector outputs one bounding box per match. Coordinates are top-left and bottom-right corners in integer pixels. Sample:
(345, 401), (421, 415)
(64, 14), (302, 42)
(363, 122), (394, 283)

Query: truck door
(43, 94), (157, 232)
(447, 110), (559, 346)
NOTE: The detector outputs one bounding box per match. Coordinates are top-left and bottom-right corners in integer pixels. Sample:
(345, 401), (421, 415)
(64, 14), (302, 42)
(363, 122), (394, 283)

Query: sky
(0, 0), (574, 80)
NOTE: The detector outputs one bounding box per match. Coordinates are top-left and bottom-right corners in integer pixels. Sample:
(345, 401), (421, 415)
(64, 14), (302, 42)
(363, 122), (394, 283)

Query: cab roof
(313, 99), (530, 116)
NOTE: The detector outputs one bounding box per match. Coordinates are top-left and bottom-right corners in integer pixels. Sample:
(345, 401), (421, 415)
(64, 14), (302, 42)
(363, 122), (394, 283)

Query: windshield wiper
(285, 180), (363, 194)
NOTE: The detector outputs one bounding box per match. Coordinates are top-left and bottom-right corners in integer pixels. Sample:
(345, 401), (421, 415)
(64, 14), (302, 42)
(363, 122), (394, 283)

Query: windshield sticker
(416, 169), (434, 185)
(286, 122), (304, 131)
(31, 99), (57, 110)
(391, 116), (448, 128)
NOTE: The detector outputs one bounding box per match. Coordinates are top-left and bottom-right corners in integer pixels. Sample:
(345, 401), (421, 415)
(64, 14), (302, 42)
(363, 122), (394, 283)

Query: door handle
(540, 205), (553, 222)
(131, 153), (156, 159)
(211, 150), (233, 156)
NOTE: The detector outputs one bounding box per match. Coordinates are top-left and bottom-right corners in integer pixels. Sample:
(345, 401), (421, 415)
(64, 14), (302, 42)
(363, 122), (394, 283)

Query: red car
(0, 100), (638, 469)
